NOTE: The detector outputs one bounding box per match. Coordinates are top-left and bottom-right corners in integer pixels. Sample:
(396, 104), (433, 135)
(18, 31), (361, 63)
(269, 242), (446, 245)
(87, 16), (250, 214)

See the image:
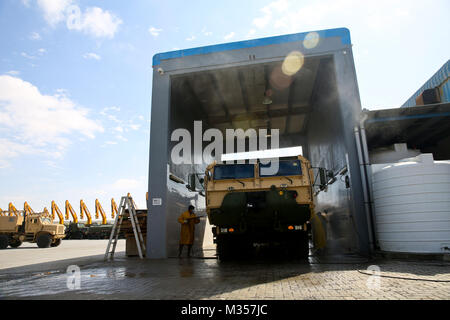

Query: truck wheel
(9, 239), (22, 248)
(73, 231), (83, 239)
(217, 236), (232, 261)
(285, 232), (309, 260)
(0, 235), (8, 249)
(36, 234), (52, 248)
(298, 231), (310, 260)
(51, 238), (61, 247)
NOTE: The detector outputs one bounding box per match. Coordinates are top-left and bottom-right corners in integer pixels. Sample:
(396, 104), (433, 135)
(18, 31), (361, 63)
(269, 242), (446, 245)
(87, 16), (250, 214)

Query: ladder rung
(104, 195), (145, 261)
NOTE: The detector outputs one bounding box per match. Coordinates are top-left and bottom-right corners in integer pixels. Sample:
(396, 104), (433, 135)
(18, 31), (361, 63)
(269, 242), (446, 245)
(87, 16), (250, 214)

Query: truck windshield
(40, 217), (52, 224)
(259, 159), (302, 177)
(213, 164), (255, 180)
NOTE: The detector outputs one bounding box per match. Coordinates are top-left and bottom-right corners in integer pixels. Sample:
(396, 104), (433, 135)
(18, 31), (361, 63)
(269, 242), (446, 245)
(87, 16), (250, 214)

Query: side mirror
(345, 175), (350, 189)
(319, 168), (327, 190)
(327, 170), (334, 179)
(187, 173), (196, 191)
(199, 178), (204, 184)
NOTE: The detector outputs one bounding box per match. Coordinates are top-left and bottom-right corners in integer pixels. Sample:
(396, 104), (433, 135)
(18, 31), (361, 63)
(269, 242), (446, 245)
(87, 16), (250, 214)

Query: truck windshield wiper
(283, 176), (293, 184)
(235, 179), (245, 187)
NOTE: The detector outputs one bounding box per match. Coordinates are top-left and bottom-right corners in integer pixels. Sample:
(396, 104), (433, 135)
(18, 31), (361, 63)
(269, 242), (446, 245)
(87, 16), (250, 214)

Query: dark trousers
(178, 244), (192, 257)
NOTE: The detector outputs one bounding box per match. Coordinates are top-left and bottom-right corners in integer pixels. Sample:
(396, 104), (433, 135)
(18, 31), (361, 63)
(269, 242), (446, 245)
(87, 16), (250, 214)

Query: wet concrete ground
(0, 240), (449, 300)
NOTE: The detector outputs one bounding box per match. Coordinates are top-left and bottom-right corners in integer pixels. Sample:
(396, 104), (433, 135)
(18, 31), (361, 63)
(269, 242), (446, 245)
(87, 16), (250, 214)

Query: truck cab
(0, 214), (65, 249)
(203, 155), (318, 260)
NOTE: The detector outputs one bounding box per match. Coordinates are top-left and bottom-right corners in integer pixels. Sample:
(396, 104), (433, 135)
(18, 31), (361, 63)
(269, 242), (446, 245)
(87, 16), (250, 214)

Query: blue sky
(0, 0), (449, 219)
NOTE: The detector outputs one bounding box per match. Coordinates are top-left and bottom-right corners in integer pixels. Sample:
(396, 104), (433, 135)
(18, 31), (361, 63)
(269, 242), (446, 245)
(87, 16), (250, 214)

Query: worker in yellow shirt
(177, 205), (200, 257)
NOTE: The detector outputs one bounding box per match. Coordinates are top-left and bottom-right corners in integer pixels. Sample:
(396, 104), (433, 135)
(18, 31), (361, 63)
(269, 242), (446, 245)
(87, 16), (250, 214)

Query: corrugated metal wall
(402, 60), (449, 107)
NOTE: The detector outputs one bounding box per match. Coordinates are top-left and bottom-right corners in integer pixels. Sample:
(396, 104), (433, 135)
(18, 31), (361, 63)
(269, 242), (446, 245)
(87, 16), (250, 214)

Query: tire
(36, 233), (52, 248)
(51, 238), (61, 247)
(72, 231), (83, 239)
(217, 236), (240, 262)
(285, 231), (309, 260)
(0, 235), (8, 249)
(217, 236), (233, 261)
(9, 239), (22, 248)
(298, 231), (310, 260)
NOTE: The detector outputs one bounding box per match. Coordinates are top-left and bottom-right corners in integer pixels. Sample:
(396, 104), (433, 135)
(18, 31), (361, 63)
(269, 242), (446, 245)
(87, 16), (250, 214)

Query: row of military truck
(0, 213), (125, 249)
(0, 198), (131, 249)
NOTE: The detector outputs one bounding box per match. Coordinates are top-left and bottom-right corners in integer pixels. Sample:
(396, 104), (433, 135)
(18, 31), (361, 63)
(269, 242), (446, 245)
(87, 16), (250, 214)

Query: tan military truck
(0, 214), (66, 249)
(189, 155), (331, 260)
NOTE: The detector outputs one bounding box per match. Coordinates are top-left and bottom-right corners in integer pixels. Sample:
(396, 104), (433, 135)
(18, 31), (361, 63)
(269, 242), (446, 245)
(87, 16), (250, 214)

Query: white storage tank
(372, 153), (450, 253)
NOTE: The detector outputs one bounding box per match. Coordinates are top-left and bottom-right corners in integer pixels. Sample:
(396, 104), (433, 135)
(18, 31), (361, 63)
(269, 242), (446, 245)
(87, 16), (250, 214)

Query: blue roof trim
(152, 27), (351, 66)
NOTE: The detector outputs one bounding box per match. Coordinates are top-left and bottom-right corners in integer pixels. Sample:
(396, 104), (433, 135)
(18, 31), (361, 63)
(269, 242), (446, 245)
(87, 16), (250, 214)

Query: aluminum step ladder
(104, 195), (146, 260)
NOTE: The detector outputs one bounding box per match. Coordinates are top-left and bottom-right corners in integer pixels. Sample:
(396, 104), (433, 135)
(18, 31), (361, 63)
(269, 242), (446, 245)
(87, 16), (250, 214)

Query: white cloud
(75, 7), (122, 38)
(30, 32), (41, 40)
(36, 1), (122, 38)
(21, 52), (36, 60)
(149, 26), (162, 37)
(186, 35), (196, 41)
(0, 75), (103, 166)
(99, 106), (145, 145)
(21, 49), (46, 60)
(252, 0), (289, 29)
(100, 106), (120, 114)
(5, 71), (20, 76)
(0, 139), (41, 168)
(83, 52), (101, 60)
(129, 124), (141, 131)
(224, 32), (235, 40)
(252, 0), (419, 35)
(202, 28), (212, 36)
(22, 0), (31, 7)
(115, 135), (128, 142)
(37, 0), (74, 26)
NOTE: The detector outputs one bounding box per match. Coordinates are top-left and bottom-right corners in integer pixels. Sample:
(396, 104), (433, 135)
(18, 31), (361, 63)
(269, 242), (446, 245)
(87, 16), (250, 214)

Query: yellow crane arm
(95, 199), (107, 225)
(65, 200), (78, 223)
(24, 202), (34, 216)
(111, 198), (118, 219)
(8, 202), (18, 217)
(0, 207), (3, 216)
(127, 192), (138, 209)
(43, 207), (50, 218)
(51, 201), (64, 225)
(80, 200), (92, 225)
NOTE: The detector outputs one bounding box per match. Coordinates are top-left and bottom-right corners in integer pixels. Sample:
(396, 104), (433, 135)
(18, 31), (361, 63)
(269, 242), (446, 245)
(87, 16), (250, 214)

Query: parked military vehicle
(189, 155), (329, 260)
(65, 222), (123, 239)
(0, 214), (65, 249)
(65, 222), (89, 239)
(85, 223), (115, 239)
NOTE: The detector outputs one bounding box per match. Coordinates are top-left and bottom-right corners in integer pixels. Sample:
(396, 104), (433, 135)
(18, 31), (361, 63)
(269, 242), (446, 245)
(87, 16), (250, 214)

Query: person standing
(177, 205), (200, 257)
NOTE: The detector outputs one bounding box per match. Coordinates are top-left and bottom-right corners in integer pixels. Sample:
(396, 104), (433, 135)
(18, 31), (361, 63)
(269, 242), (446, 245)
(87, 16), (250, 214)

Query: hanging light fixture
(262, 89), (272, 105)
